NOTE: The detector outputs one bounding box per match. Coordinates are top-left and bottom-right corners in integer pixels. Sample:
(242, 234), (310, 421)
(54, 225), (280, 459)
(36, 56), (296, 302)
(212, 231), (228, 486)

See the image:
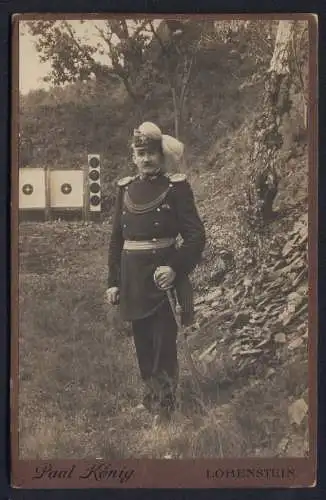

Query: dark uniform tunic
(108, 171), (205, 415)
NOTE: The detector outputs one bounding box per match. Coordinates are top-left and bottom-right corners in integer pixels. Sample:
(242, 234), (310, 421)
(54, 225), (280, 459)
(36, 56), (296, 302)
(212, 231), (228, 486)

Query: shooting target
(88, 154), (101, 212)
(19, 168), (46, 209)
(61, 183), (72, 195)
(89, 156), (100, 169)
(50, 170), (83, 208)
(22, 184), (33, 195)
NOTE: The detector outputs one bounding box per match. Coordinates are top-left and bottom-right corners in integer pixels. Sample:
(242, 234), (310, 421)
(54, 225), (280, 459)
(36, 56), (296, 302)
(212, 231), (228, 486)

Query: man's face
(133, 147), (163, 176)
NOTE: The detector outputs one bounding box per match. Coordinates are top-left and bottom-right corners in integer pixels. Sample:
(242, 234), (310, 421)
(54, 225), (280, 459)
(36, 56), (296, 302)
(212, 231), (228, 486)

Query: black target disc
(61, 183), (72, 194)
(89, 169), (100, 181)
(22, 184), (34, 195)
(90, 195), (101, 206)
(90, 182), (100, 193)
(89, 157), (100, 168)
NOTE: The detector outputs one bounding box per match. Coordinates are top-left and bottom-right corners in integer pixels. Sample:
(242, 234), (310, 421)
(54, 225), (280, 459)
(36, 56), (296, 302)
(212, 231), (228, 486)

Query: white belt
(123, 237), (175, 251)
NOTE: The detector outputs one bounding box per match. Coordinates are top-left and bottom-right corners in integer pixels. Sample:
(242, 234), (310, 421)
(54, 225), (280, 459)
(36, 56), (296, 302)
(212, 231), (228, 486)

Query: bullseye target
(19, 168), (46, 209)
(61, 183), (72, 195)
(22, 184), (34, 195)
(50, 170), (83, 208)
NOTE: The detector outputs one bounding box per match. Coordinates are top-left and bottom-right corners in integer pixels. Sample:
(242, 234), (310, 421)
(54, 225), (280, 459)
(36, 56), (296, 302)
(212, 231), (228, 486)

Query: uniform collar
(138, 170), (163, 181)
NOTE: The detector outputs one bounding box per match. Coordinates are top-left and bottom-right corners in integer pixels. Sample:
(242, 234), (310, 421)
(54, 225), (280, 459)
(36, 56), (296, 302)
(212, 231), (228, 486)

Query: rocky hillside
(190, 210), (308, 378)
(168, 188), (309, 457)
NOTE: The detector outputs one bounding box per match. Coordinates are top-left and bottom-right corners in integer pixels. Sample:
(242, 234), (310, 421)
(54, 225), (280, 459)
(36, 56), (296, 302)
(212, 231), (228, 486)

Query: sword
(166, 287), (206, 395)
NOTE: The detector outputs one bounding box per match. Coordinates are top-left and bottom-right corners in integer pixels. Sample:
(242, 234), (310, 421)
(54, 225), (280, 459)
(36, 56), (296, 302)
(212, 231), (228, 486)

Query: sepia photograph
(11, 14), (317, 488)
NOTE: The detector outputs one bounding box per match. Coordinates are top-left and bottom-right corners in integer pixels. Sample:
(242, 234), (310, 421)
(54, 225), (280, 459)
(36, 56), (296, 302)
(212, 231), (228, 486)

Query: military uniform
(107, 129), (205, 418)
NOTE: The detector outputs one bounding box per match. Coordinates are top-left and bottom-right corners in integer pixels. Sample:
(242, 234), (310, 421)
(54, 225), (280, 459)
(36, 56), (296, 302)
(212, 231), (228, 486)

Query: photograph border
(10, 11), (318, 489)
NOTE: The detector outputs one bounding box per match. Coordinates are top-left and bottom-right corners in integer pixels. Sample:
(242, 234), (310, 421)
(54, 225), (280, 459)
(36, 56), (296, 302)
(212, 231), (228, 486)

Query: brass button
(123, 224), (127, 228)
(156, 208), (160, 212)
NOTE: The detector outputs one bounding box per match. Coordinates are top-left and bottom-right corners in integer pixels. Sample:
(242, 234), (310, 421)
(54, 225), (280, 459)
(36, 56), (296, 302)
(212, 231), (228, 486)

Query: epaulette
(167, 173), (187, 183)
(117, 176), (135, 187)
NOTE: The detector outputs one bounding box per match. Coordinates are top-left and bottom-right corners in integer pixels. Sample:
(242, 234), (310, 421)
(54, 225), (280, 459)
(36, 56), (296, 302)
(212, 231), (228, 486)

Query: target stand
(19, 156), (102, 222)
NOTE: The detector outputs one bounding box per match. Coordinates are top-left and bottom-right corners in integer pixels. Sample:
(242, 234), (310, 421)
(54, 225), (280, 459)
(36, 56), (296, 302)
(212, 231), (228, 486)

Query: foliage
(23, 19), (288, 142)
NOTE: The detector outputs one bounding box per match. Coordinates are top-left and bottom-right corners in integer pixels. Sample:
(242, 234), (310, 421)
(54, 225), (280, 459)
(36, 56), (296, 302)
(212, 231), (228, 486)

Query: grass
(17, 213), (309, 460)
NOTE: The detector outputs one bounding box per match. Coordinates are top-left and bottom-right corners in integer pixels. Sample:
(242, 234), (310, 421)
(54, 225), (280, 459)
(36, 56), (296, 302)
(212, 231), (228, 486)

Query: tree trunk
(247, 20), (295, 228)
(178, 56), (195, 140)
(269, 21), (295, 75)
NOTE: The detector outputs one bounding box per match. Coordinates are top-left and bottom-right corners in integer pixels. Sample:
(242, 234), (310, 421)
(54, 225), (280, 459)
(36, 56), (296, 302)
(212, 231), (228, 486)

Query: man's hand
(106, 287), (120, 305)
(154, 266), (176, 290)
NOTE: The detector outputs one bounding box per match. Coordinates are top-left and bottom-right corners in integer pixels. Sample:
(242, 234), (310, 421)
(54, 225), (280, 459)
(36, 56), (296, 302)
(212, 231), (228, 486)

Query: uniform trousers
(131, 300), (178, 416)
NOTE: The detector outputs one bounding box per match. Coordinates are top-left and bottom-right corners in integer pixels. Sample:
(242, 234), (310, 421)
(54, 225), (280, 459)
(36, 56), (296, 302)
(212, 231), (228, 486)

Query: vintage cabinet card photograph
(11, 13), (318, 489)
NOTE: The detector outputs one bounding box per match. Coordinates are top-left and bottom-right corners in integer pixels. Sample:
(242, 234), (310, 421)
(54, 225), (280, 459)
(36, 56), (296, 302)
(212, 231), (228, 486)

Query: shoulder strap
(117, 176), (135, 187)
(166, 173), (187, 183)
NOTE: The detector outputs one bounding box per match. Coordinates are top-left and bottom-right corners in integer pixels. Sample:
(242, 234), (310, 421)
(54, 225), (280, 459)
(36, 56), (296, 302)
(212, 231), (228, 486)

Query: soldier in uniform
(106, 122), (205, 422)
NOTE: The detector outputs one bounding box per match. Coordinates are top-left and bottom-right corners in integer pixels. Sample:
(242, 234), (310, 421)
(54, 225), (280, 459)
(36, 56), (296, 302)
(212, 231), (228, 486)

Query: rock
(256, 336), (272, 348)
(274, 333), (286, 343)
(292, 214), (308, 233)
(243, 277), (253, 288)
(286, 435), (308, 457)
(288, 398), (308, 425)
(231, 342), (249, 356)
(202, 310), (216, 320)
(249, 314), (268, 326)
(269, 249), (281, 258)
(273, 260), (287, 271)
(196, 305), (210, 314)
(215, 309), (234, 322)
(230, 289), (242, 302)
(256, 297), (271, 309)
(275, 256), (305, 277)
(282, 236), (295, 256)
(194, 296), (205, 306)
(292, 270), (307, 288)
(259, 277), (283, 295)
(296, 230), (308, 247)
(203, 288), (223, 304)
(238, 348), (264, 355)
(288, 284), (307, 299)
(277, 437), (289, 455)
(286, 250), (303, 264)
(288, 337), (304, 350)
(230, 310), (251, 330)
(283, 301), (308, 327)
(194, 304), (210, 314)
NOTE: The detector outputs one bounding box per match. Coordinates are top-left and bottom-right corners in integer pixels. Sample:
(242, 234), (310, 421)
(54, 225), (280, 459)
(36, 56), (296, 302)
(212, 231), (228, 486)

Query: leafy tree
(25, 19), (219, 138)
(25, 19), (151, 100)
